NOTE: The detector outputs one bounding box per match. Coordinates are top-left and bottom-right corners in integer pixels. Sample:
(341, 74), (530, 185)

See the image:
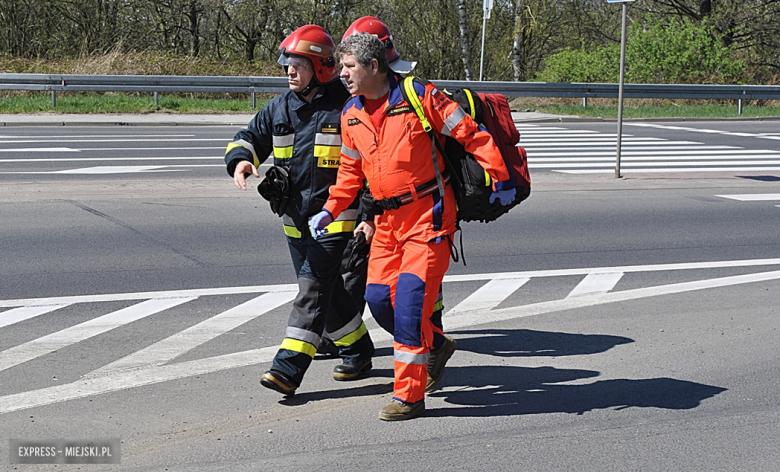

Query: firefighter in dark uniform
(225, 25), (374, 396)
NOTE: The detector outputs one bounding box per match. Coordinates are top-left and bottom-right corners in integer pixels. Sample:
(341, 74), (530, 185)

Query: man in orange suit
(310, 33), (516, 420)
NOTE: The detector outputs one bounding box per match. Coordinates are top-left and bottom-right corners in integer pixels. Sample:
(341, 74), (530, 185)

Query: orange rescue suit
(324, 73), (510, 405)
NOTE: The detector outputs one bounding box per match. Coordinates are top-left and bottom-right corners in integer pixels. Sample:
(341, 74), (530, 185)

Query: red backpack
(400, 77), (531, 223)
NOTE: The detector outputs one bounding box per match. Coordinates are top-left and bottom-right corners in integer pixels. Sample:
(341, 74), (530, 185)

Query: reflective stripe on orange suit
(324, 73), (510, 404)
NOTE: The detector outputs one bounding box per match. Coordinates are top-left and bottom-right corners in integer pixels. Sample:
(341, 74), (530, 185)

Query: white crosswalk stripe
(0, 297), (195, 373)
(518, 124), (780, 174)
(2, 258), (780, 413)
(446, 278), (530, 314)
(0, 304), (71, 329)
(88, 291), (296, 377)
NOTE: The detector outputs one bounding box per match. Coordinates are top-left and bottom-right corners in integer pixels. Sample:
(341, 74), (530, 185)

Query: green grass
(536, 103), (780, 119)
(3, 92), (780, 119)
(0, 93), (268, 114)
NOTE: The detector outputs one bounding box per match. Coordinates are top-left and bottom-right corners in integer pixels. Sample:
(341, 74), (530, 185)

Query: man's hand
(233, 160), (260, 190)
(309, 210), (334, 239)
(489, 187), (516, 206)
(354, 221), (376, 245)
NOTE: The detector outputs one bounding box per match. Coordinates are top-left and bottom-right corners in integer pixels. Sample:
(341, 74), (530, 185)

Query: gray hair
(337, 32), (389, 74)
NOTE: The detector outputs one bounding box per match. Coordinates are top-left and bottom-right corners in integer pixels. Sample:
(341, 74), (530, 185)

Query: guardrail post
(252, 92), (256, 110)
(51, 91), (56, 108)
(154, 92), (159, 107)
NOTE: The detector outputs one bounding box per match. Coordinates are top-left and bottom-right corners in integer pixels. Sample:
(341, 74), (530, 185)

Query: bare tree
(457, 0), (474, 80)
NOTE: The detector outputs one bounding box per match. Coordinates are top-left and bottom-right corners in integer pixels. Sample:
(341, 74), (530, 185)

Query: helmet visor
(277, 54), (312, 70)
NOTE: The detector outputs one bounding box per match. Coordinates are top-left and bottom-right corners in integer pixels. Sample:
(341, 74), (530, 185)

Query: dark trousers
(271, 233), (374, 386)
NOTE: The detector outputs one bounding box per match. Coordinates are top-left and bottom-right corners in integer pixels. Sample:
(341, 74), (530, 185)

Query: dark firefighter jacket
(225, 81), (358, 238)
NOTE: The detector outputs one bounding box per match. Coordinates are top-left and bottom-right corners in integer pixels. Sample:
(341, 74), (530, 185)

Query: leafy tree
(535, 15), (747, 84)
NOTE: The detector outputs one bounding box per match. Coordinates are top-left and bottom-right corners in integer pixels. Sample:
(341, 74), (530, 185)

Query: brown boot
(426, 335), (457, 392)
(379, 400), (425, 421)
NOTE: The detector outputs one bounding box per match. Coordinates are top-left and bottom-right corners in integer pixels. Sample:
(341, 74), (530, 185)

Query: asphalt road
(1, 119), (779, 471)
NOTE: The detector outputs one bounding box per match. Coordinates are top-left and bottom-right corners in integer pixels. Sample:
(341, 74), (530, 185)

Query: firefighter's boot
(260, 370), (298, 397)
(333, 358), (372, 381)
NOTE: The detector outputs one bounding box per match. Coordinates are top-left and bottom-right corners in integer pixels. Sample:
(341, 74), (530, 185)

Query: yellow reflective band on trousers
(283, 225), (302, 238)
(325, 220), (356, 234)
(306, 220), (356, 237)
(273, 146), (293, 159)
(286, 221), (355, 239)
(280, 337), (317, 358)
(333, 322), (369, 347)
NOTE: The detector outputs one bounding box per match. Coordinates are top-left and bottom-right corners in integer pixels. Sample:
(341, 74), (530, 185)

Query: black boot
(260, 370), (298, 397)
(333, 358), (372, 381)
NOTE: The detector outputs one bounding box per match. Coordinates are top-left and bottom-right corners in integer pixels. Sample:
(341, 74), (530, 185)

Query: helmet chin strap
(300, 78), (319, 97)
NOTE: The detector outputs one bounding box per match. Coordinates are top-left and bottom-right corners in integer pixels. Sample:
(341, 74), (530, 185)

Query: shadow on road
(425, 328), (725, 417)
(427, 366), (726, 417)
(451, 328), (633, 357)
(284, 328), (726, 416)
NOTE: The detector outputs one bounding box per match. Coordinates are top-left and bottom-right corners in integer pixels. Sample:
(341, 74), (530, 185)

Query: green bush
(535, 42), (620, 83)
(536, 16), (748, 84)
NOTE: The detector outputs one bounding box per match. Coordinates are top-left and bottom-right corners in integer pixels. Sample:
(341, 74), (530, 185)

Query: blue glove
(489, 187), (516, 206)
(309, 210), (333, 239)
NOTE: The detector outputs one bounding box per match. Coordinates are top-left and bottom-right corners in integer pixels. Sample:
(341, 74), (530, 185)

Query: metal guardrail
(2, 73), (780, 112)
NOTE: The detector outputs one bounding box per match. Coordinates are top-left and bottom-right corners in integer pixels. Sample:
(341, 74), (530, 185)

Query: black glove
(343, 231), (370, 273)
(360, 190), (383, 219)
(257, 166), (290, 216)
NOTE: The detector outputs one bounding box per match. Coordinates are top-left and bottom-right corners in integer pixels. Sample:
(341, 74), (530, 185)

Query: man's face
(339, 53), (373, 96)
(286, 56), (314, 93)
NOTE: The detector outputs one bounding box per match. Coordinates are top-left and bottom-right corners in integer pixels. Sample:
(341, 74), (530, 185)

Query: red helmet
(342, 16), (399, 63)
(278, 25), (338, 84)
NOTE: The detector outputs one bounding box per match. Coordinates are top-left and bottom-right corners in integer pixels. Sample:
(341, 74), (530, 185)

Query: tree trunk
(457, 0), (473, 81)
(512, 0), (524, 81)
(699, 0), (712, 18)
(187, 0), (200, 57)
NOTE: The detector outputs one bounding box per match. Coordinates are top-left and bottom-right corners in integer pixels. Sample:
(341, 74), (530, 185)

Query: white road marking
(88, 292), (296, 377)
(0, 138), (227, 144)
(0, 298), (195, 373)
(716, 194), (780, 201)
(2, 263), (779, 414)
(0, 156), (221, 163)
(530, 150), (774, 159)
(447, 278), (530, 314)
(0, 283), (298, 308)
(0, 134), (196, 139)
(0, 305), (71, 329)
(0, 346), (278, 414)
(0, 148), (78, 153)
(626, 123), (780, 140)
(52, 166), (178, 174)
(567, 272), (624, 298)
(556, 167), (780, 174)
(526, 146), (737, 153)
(515, 123), (780, 174)
(77, 147), (226, 151)
(519, 138), (669, 144)
(533, 161), (780, 169)
(444, 269), (780, 330)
